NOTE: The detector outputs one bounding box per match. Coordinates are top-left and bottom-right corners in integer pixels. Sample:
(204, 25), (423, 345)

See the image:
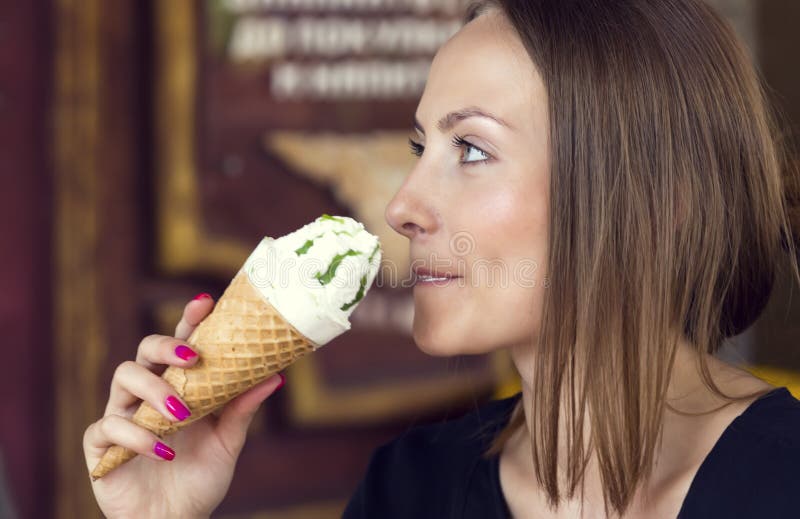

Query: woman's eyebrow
(413, 106), (514, 134)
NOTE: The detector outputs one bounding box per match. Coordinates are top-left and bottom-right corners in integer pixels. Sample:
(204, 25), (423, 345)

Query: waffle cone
(90, 270), (316, 481)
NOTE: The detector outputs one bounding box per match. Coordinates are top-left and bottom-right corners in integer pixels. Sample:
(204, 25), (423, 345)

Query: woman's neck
(502, 340), (773, 516)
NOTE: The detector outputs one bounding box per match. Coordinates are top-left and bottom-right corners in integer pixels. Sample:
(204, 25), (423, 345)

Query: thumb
(214, 373), (285, 458)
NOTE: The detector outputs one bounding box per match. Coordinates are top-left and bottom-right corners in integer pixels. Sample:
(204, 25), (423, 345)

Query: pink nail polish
(192, 292), (212, 301)
(175, 345), (198, 360)
(276, 373), (286, 391)
(165, 396), (191, 421)
(153, 441), (175, 461)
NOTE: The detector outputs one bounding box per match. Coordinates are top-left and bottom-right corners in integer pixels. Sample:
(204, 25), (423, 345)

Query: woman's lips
(413, 267), (462, 286)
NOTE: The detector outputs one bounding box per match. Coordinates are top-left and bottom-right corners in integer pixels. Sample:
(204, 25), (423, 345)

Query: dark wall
(0, 2), (54, 518)
(754, 0), (800, 369)
(758, 0), (800, 139)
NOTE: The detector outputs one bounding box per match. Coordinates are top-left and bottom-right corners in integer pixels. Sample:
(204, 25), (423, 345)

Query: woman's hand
(83, 294), (285, 519)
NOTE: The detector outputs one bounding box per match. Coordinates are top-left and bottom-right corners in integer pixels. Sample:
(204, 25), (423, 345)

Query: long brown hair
(466, 0), (800, 516)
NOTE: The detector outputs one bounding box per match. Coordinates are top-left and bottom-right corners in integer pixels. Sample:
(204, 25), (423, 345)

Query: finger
(134, 333), (200, 372)
(104, 335), (200, 415)
(215, 373), (285, 458)
(175, 293), (215, 340)
(105, 360), (193, 423)
(84, 414), (176, 473)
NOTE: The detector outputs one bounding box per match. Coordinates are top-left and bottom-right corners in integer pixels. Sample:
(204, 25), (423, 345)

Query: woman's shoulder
(733, 385), (800, 444)
(735, 386), (800, 473)
(680, 387), (800, 517)
(704, 386), (800, 473)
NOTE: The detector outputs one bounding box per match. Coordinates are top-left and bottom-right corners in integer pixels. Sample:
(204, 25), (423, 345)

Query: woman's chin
(412, 322), (496, 357)
(412, 322), (462, 357)
(414, 341), (460, 357)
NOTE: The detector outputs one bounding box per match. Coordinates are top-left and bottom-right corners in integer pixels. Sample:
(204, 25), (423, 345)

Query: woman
(84, 0), (800, 517)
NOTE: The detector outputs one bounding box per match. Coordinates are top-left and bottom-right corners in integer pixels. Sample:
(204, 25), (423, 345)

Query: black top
(342, 386), (800, 518)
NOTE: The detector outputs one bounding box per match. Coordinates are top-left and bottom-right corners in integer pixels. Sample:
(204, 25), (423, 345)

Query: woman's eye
(407, 135), (492, 165)
(451, 135), (491, 165)
(462, 143), (489, 163)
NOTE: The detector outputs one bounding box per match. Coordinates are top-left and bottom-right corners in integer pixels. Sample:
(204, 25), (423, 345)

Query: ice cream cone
(90, 270), (316, 480)
(90, 214), (381, 481)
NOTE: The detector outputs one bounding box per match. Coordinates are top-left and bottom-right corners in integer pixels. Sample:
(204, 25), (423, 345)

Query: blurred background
(1, 0), (798, 517)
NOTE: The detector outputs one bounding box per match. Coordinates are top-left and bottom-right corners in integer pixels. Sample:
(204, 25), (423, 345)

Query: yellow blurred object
(493, 372), (522, 400)
(744, 364), (800, 399)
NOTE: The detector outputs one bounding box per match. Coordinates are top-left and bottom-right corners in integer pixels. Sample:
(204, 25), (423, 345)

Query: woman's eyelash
(450, 134), (471, 149)
(408, 137), (424, 157)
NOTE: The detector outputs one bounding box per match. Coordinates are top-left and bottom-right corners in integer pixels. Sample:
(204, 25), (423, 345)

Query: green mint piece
(333, 230), (354, 236)
(368, 242), (380, 263)
(315, 250), (360, 285)
(295, 239), (314, 256)
(341, 274), (368, 311)
(320, 214), (345, 224)
(294, 233), (324, 256)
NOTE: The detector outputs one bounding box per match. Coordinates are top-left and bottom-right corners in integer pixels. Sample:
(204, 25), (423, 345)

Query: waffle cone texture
(90, 270), (316, 481)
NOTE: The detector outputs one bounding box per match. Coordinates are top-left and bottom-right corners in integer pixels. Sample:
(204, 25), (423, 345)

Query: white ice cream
(241, 214), (382, 347)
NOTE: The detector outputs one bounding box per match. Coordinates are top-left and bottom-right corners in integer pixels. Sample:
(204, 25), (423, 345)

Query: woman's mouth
(413, 268), (462, 286)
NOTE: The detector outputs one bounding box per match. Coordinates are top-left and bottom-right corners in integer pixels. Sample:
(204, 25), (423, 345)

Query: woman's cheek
(472, 183), (548, 347)
(465, 184), (516, 237)
(468, 181), (545, 260)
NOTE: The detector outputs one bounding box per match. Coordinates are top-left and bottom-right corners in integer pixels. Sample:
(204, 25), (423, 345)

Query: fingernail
(192, 292), (212, 301)
(276, 373), (286, 391)
(165, 395), (192, 421)
(175, 344), (198, 360)
(153, 441), (175, 461)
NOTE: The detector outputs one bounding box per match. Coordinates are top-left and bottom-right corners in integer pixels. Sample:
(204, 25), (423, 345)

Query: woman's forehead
(417, 13), (545, 134)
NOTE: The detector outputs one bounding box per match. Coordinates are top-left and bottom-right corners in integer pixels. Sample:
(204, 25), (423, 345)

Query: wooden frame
(53, 0), (104, 516)
(153, 1), (249, 276)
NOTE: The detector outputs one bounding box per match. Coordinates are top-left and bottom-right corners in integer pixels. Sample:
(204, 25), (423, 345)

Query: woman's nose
(385, 183), (435, 240)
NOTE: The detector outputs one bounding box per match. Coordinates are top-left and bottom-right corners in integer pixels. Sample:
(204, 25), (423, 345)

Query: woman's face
(385, 10), (551, 356)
